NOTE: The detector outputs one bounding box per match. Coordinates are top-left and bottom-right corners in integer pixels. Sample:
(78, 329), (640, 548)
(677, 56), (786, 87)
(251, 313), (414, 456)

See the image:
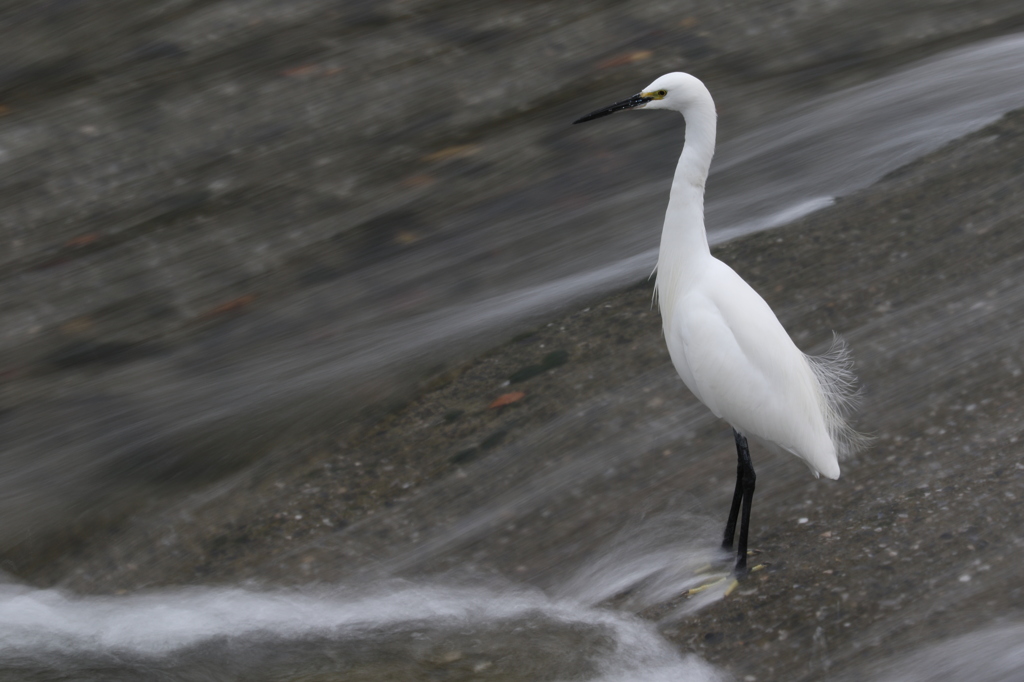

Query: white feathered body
(661, 256), (841, 479)
(648, 72), (860, 480)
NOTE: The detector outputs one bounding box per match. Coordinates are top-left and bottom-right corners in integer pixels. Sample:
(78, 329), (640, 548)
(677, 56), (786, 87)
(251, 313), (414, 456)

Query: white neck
(655, 97), (717, 325)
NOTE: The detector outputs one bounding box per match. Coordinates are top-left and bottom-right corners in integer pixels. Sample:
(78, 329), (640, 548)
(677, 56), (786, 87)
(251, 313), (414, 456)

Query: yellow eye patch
(643, 89), (668, 100)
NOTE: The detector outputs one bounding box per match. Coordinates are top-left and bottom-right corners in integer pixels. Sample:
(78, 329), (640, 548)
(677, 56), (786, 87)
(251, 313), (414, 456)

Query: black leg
(722, 429), (756, 575)
(721, 429), (746, 550)
(734, 431), (756, 575)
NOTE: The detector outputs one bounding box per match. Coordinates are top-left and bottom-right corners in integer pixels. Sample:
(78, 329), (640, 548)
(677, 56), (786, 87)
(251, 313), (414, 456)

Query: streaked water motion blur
(3, 11), (1024, 554)
(852, 624), (1024, 682)
(0, 578), (727, 681)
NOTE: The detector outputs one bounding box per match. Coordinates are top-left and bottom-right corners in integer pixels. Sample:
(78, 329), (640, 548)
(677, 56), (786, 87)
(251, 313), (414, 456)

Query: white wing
(664, 258), (840, 479)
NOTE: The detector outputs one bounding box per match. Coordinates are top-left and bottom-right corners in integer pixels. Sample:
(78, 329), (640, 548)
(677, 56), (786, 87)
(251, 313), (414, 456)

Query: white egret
(573, 73), (864, 574)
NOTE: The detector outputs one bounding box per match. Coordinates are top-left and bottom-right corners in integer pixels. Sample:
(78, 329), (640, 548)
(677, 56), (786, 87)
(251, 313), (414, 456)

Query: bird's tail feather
(805, 334), (871, 459)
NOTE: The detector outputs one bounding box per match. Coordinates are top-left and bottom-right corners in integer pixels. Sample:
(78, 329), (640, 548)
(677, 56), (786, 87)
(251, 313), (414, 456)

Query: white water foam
(556, 513), (734, 622)
(0, 579), (726, 681)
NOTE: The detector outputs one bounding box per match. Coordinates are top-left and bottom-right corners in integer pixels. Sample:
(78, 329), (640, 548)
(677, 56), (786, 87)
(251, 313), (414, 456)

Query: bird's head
(572, 72), (712, 124)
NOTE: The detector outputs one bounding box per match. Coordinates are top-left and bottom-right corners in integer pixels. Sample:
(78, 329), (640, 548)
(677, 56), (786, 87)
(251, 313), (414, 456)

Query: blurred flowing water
(850, 624), (1024, 682)
(0, 579), (728, 681)
(4, 22), (1024, 556)
(3, 2), (1024, 679)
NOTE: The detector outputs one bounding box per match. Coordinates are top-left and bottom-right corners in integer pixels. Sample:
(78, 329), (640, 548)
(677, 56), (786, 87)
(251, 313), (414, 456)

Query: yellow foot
(682, 576), (728, 597)
(734, 562), (769, 578)
(684, 563), (768, 599)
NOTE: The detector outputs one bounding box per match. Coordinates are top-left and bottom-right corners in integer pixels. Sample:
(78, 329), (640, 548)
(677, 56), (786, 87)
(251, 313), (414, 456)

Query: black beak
(572, 93), (652, 124)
